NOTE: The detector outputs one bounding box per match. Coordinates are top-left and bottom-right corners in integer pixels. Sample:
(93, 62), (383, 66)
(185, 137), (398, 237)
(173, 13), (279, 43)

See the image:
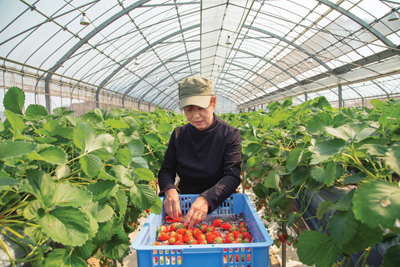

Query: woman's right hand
(164, 188), (181, 219)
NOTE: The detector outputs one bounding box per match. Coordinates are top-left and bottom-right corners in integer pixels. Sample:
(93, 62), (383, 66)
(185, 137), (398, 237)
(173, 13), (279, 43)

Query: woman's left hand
(184, 196), (209, 229)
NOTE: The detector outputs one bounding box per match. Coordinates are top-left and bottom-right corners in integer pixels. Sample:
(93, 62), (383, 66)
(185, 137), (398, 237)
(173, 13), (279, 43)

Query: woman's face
(183, 97), (216, 131)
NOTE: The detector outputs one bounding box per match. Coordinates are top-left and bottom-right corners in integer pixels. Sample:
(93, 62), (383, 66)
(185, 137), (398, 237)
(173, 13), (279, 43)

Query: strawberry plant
(0, 87), (165, 266)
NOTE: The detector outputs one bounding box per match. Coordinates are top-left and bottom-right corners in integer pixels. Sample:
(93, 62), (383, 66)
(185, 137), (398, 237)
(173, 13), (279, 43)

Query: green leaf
(80, 154), (102, 177)
(150, 197), (163, 214)
(133, 168), (154, 181)
(311, 166), (325, 184)
(56, 165), (70, 179)
(144, 133), (159, 146)
(326, 123), (376, 142)
(157, 123), (173, 133)
(80, 210), (99, 239)
(290, 166), (310, 186)
(333, 190), (355, 211)
(27, 170), (55, 208)
(0, 172), (21, 185)
(93, 217), (118, 245)
(88, 134), (117, 160)
(105, 118), (129, 129)
(309, 139), (346, 164)
(264, 170), (280, 190)
(287, 212), (298, 228)
(343, 172), (365, 184)
(23, 199), (42, 220)
(73, 123), (96, 151)
(0, 141), (37, 160)
(316, 201), (334, 220)
(353, 180), (400, 228)
(130, 183), (158, 209)
(115, 190), (128, 221)
(323, 162), (336, 186)
(286, 148), (305, 172)
(342, 220), (383, 254)
(268, 190), (286, 210)
(252, 183), (268, 199)
(383, 245), (400, 267)
(44, 248), (86, 267)
(109, 165), (134, 187)
(25, 104), (49, 121)
(297, 231), (339, 267)
(131, 157), (149, 169)
(359, 144), (388, 156)
(37, 146), (67, 165)
(34, 136), (57, 144)
(4, 110), (25, 133)
(73, 240), (93, 260)
(243, 142), (263, 157)
(103, 229), (130, 260)
(327, 211), (357, 248)
(53, 107), (75, 117)
(97, 169), (118, 181)
(306, 112), (332, 134)
(116, 147), (132, 167)
(246, 156), (262, 168)
(4, 87), (25, 115)
(82, 202), (114, 223)
(37, 207), (90, 246)
(370, 99), (386, 110)
(50, 183), (92, 208)
(386, 146), (400, 175)
(127, 139), (144, 157)
(87, 180), (119, 204)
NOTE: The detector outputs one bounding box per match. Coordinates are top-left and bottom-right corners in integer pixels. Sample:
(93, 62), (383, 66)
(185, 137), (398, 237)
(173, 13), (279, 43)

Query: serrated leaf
(4, 87), (25, 115)
(25, 104), (48, 121)
(82, 202), (114, 223)
(243, 142), (263, 157)
(0, 172), (21, 185)
(53, 107), (74, 117)
(309, 139), (346, 164)
(88, 134), (117, 160)
(327, 211), (357, 248)
(286, 148), (305, 172)
(50, 183), (92, 207)
(116, 147), (132, 167)
(34, 136), (57, 144)
(0, 141), (37, 160)
(38, 146), (67, 165)
(150, 197), (163, 214)
(353, 180), (400, 228)
(264, 170), (280, 190)
(4, 110), (25, 133)
(56, 165), (70, 179)
(306, 112), (332, 134)
(103, 229), (130, 260)
(333, 190), (355, 211)
(359, 144), (388, 156)
(157, 123), (173, 133)
(326, 123), (376, 142)
(133, 168), (154, 181)
(324, 162), (336, 186)
(23, 199), (42, 220)
(27, 170), (55, 208)
(44, 248), (86, 267)
(383, 245), (400, 267)
(130, 184), (158, 209)
(80, 154), (102, 177)
(87, 180), (119, 204)
(386, 146), (400, 175)
(105, 118), (129, 129)
(115, 190), (128, 221)
(246, 156), (262, 168)
(310, 166), (325, 184)
(343, 172), (366, 184)
(109, 165), (134, 187)
(342, 220), (383, 254)
(97, 170), (118, 181)
(370, 99), (386, 110)
(316, 201), (334, 220)
(297, 231), (339, 267)
(93, 217), (118, 245)
(37, 207), (90, 246)
(73, 123), (96, 151)
(290, 166), (310, 186)
(144, 133), (159, 147)
(73, 240), (93, 260)
(131, 156), (149, 168)
(127, 139), (144, 157)
(80, 209), (99, 239)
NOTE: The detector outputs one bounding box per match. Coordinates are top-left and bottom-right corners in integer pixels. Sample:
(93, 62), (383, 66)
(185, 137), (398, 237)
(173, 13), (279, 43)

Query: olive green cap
(178, 76), (214, 109)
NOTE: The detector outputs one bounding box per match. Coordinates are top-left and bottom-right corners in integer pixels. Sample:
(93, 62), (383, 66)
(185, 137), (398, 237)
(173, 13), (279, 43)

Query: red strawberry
(200, 224), (208, 233)
(158, 232), (169, 241)
(232, 231), (243, 239)
(168, 231), (177, 238)
(206, 234), (216, 244)
(175, 241), (184, 245)
(206, 225), (215, 233)
(230, 225), (238, 232)
(175, 233), (183, 242)
(157, 225), (169, 233)
(239, 227), (247, 233)
(221, 222), (231, 231)
(225, 235), (234, 243)
(170, 223), (179, 232)
(168, 236), (176, 245)
(213, 231), (222, 237)
(212, 219), (222, 227)
(242, 232), (252, 240)
(196, 234), (206, 241)
(183, 234), (192, 244)
(234, 237), (242, 243)
(199, 240), (207, 244)
(189, 239), (198, 245)
(153, 241), (162, 245)
(239, 222), (246, 228)
(235, 255), (239, 262)
(177, 228), (187, 236)
(213, 236), (223, 244)
(243, 237), (251, 243)
(278, 231), (286, 244)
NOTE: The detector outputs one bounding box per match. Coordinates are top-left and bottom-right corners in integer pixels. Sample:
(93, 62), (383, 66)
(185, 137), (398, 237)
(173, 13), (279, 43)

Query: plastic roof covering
(1, 0), (400, 111)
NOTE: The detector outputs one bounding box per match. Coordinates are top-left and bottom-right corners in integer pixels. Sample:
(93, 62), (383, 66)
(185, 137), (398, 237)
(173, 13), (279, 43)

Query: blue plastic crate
(131, 193), (273, 267)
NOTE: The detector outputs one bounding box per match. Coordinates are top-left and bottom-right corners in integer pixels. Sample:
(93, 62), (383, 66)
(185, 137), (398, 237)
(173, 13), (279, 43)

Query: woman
(158, 76), (243, 229)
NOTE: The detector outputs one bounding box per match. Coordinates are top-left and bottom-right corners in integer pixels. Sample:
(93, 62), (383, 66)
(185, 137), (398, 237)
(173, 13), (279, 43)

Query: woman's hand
(184, 196), (209, 229)
(164, 188), (181, 219)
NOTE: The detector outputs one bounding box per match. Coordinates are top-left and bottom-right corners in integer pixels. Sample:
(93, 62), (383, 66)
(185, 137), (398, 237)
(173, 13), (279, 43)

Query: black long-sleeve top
(158, 114), (243, 213)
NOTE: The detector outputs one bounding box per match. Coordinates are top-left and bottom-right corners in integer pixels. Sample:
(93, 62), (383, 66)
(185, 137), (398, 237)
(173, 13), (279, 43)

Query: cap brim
(179, 95), (212, 109)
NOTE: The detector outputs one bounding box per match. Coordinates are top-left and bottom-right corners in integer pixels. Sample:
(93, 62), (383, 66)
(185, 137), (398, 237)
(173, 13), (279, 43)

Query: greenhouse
(0, 0), (399, 267)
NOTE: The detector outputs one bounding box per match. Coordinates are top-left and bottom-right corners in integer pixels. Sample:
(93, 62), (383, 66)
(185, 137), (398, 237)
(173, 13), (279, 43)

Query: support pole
(338, 85), (343, 108)
(304, 92), (308, 102)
